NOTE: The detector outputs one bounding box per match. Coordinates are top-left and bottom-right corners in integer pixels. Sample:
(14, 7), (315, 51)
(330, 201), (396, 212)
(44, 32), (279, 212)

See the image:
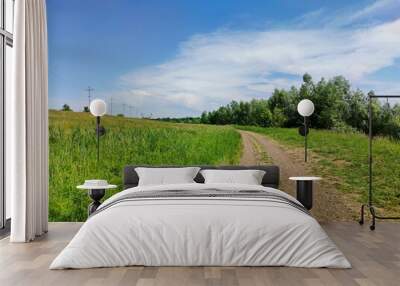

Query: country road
(238, 130), (357, 222)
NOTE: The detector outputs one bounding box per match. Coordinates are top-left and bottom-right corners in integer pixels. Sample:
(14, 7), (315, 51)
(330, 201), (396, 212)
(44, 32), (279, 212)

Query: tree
(83, 106), (90, 112)
(198, 74), (400, 139)
(252, 102), (272, 127)
(268, 89), (294, 127)
(343, 90), (367, 132)
(299, 73), (314, 100)
(61, 104), (72, 111)
(200, 111), (209, 124)
(271, 108), (286, 127)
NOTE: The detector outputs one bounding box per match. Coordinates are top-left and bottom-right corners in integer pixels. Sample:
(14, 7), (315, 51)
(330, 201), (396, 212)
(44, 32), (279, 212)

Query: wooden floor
(0, 222), (399, 286)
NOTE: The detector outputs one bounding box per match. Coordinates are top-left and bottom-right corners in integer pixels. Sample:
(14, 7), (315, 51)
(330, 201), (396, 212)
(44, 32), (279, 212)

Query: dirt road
(239, 130), (356, 222)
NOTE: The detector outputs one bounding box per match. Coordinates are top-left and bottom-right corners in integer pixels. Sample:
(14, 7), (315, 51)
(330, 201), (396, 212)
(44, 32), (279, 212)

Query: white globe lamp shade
(90, 99), (107, 117)
(297, 99), (315, 117)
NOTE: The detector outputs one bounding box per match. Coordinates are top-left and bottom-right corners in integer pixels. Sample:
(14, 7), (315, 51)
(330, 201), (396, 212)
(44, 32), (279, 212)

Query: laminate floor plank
(0, 222), (399, 286)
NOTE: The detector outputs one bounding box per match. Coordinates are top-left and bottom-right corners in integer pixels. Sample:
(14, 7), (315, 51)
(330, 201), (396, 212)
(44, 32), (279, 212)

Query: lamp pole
(90, 99), (107, 163)
(297, 99), (314, 163)
(304, 116), (308, 162)
(96, 116), (100, 162)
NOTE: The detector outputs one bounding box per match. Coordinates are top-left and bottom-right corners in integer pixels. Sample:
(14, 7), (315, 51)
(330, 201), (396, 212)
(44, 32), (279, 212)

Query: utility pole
(129, 105), (133, 118)
(85, 86), (94, 107)
(122, 103), (126, 116)
(110, 96), (113, 115)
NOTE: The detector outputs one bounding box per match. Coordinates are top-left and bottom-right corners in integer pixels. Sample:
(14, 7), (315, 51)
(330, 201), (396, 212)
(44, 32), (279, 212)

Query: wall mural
(47, 0), (400, 221)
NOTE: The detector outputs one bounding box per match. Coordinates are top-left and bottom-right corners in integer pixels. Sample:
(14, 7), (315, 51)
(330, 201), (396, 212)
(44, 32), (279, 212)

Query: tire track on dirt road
(238, 130), (356, 222)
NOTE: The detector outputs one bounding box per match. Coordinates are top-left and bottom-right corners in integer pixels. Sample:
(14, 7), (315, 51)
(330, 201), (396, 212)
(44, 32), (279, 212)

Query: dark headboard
(123, 165), (280, 190)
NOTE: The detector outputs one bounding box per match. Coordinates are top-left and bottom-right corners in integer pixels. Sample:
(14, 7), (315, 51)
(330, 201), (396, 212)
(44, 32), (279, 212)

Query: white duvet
(50, 183), (351, 269)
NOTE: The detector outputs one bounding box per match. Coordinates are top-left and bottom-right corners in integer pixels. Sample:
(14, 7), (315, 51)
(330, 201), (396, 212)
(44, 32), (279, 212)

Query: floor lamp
(297, 99), (315, 162)
(89, 99), (107, 162)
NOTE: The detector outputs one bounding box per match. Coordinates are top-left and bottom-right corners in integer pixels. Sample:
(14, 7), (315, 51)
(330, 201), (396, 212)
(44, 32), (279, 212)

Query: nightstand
(77, 182), (117, 215)
(289, 177), (321, 210)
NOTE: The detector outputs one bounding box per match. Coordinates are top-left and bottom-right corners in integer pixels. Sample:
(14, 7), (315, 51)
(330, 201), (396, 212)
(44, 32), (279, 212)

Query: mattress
(50, 183), (351, 269)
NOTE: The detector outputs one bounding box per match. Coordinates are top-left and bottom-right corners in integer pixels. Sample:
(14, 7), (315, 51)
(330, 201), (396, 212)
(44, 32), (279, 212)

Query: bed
(50, 165), (350, 269)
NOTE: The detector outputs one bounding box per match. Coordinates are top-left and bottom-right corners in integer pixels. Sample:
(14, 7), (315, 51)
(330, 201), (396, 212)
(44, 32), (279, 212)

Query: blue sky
(47, 0), (400, 117)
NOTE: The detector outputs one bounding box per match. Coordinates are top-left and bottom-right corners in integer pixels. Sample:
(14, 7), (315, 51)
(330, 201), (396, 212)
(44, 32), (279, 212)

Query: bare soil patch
(239, 130), (357, 222)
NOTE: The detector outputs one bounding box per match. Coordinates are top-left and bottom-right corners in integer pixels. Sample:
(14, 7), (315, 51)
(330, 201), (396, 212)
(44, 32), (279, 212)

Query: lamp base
(87, 189), (105, 216)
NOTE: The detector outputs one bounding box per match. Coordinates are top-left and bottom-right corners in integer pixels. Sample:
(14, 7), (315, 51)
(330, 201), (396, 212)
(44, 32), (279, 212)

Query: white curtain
(9, 0), (49, 242)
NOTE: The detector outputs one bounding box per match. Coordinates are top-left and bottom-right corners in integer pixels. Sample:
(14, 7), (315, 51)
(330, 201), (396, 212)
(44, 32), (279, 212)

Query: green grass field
(237, 126), (400, 215)
(49, 111), (241, 221)
(50, 111), (400, 221)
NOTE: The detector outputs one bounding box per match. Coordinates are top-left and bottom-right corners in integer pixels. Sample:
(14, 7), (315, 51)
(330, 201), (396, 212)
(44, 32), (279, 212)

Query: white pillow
(135, 167), (200, 186)
(200, 169), (266, 185)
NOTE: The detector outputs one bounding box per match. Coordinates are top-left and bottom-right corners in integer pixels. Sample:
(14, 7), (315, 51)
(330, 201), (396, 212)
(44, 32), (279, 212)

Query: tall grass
(237, 126), (400, 214)
(49, 111), (241, 221)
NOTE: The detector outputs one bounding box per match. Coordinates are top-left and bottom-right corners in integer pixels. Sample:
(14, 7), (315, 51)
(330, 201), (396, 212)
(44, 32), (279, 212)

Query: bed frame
(123, 165), (280, 190)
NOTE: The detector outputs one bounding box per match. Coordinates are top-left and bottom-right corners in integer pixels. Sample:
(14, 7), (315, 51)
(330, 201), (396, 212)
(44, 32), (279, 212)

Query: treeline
(156, 117), (201, 124)
(200, 74), (400, 138)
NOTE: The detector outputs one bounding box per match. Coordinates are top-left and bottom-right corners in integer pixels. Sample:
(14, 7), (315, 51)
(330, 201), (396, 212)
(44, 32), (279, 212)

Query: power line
(129, 105), (133, 117)
(85, 86), (94, 107)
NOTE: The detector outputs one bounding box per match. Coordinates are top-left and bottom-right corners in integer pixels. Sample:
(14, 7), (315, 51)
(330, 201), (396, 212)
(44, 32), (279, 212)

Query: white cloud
(112, 3), (400, 117)
(350, 0), (400, 22)
(318, 0), (400, 28)
(357, 78), (400, 95)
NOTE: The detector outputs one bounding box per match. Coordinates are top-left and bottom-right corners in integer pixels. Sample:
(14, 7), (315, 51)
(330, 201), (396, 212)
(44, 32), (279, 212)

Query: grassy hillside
(49, 111), (241, 221)
(237, 126), (400, 215)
